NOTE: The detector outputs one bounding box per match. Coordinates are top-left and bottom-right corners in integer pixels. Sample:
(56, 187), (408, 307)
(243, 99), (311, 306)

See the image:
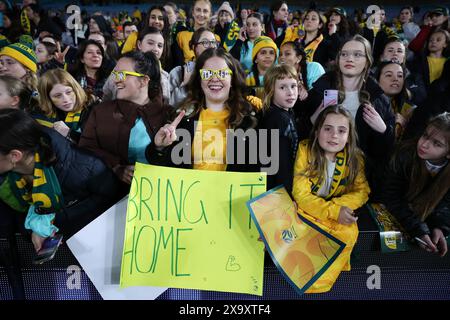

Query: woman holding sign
(79, 51), (171, 188)
(148, 47), (260, 173)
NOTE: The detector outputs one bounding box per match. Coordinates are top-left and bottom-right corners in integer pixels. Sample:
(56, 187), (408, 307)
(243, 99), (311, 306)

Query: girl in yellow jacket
(292, 105), (370, 293)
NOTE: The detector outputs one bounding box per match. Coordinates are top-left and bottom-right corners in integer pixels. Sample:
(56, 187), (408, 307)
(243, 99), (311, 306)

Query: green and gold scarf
(9, 152), (63, 215)
(33, 111), (82, 131)
(311, 148), (347, 200)
(223, 21), (240, 52)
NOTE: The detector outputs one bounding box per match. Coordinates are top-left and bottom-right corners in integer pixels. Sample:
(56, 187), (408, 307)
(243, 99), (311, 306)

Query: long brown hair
(302, 105), (362, 192)
(335, 35), (373, 105)
(399, 112), (450, 220)
(179, 47), (254, 129)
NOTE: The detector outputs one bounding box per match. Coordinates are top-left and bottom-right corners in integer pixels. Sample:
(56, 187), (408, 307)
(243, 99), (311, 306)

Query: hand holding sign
(154, 110), (186, 148)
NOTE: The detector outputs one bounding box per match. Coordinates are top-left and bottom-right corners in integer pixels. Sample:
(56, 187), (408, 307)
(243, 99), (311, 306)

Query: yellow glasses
(111, 70), (146, 81)
(199, 68), (233, 80)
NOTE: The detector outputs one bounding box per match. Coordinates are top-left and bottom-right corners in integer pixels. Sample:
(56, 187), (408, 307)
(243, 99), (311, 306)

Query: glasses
(199, 68), (233, 80)
(196, 40), (219, 48)
(339, 51), (367, 60)
(111, 70), (146, 81)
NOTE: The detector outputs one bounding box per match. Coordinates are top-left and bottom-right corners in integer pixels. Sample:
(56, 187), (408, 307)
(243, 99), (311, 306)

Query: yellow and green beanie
(0, 42), (37, 73)
(252, 36), (278, 62)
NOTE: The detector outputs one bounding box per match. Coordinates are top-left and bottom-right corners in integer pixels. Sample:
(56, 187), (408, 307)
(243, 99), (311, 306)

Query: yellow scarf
(310, 148), (347, 200)
(304, 34), (324, 62)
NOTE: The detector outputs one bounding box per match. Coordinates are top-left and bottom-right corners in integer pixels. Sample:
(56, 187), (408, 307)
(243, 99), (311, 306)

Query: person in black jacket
(0, 108), (119, 252)
(404, 59), (450, 140)
(260, 64), (299, 193)
(299, 35), (395, 199)
(382, 112), (450, 257)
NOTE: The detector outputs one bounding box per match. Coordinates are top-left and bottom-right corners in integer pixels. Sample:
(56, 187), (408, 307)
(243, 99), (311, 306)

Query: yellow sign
(120, 164), (266, 295)
(247, 186), (345, 294)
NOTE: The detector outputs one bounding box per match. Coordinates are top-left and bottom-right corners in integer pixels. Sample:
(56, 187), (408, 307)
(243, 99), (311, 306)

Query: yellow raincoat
(292, 141), (370, 293)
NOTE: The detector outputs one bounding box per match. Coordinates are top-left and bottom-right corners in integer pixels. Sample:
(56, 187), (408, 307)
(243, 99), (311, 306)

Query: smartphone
(33, 234), (63, 265)
(185, 61), (195, 73)
(324, 89), (339, 108)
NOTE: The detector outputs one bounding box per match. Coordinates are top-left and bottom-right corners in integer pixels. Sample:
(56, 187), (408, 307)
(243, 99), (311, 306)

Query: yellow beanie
(0, 42), (37, 73)
(252, 36), (278, 62)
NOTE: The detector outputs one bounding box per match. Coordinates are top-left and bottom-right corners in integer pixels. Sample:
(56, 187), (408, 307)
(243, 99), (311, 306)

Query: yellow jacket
(292, 140), (370, 293)
(293, 141), (370, 224)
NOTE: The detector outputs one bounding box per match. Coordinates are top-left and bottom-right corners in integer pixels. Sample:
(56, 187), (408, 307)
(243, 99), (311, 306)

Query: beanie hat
(431, 6), (449, 17)
(0, 42), (37, 73)
(0, 35), (10, 50)
(217, 1), (235, 20)
(252, 36), (278, 62)
(331, 7), (347, 18)
(19, 35), (34, 49)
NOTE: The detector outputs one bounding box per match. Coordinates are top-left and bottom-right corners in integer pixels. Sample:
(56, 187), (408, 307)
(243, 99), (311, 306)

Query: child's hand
(431, 228), (448, 257)
(362, 103), (387, 133)
(338, 206), (358, 225)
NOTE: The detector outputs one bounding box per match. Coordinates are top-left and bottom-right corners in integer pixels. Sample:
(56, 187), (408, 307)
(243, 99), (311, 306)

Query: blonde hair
(38, 69), (90, 117)
(335, 35), (373, 104)
(263, 64), (298, 110)
(302, 105), (362, 192)
(0, 75), (32, 110)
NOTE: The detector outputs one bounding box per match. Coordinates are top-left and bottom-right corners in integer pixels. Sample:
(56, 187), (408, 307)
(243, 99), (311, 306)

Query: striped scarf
(302, 34), (324, 62)
(20, 9), (31, 34)
(9, 152), (63, 215)
(311, 148), (347, 200)
(223, 21), (240, 52)
(33, 111), (82, 131)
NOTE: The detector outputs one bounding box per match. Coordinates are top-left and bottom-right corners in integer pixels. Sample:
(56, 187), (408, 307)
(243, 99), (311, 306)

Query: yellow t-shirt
(427, 56), (446, 83)
(192, 108), (230, 171)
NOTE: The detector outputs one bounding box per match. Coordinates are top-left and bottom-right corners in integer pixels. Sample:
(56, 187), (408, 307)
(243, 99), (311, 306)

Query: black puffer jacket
(382, 145), (450, 238)
(42, 127), (119, 236)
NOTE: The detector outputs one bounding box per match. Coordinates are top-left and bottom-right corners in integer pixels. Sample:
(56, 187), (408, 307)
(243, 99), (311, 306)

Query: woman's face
(378, 63), (404, 97)
(81, 44), (103, 70)
(241, 9), (249, 20)
(339, 40), (367, 78)
(149, 9), (164, 31)
(194, 31), (217, 57)
(431, 13), (448, 27)
(193, 1), (211, 28)
(246, 17), (263, 40)
(89, 19), (100, 33)
(219, 11), (232, 27)
(200, 56), (232, 105)
(138, 33), (164, 59)
(35, 43), (51, 64)
(399, 9), (412, 24)
(330, 12), (342, 24)
(114, 58), (146, 102)
(381, 41), (406, 63)
(164, 5), (177, 26)
(417, 126), (450, 161)
(255, 47), (276, 71)
(0, 81), (19, 110)
(279, 43), (300, 66)
(303, 11), (322, 32)
(274, 3), (289, 22)
(0, 55), (28, 79)
(49, 84), (76, 112)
